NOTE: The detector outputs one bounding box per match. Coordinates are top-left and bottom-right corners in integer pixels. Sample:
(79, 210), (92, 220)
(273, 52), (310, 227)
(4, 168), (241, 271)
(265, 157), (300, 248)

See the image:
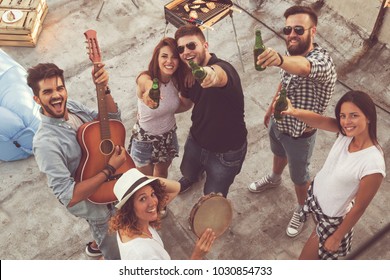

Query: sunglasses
(283, 26), (311, 35)
(177, 42), (197, 54)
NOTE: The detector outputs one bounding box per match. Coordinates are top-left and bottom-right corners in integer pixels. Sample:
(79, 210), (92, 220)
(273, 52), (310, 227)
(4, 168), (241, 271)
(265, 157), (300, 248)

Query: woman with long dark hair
(128, 37), (191, 179)
(281, 90), (386, 259)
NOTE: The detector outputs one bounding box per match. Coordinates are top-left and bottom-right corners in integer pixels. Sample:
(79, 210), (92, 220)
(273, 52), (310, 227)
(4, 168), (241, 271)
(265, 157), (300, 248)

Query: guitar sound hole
(100, 139), (114, 155)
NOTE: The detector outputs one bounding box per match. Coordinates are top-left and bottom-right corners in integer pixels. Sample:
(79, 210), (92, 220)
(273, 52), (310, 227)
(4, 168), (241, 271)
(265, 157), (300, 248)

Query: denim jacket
(33, 99), (121, 222)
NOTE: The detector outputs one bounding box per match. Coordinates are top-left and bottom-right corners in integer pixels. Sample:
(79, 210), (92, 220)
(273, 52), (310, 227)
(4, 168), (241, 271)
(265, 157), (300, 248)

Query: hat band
(121, 176), (150, 200)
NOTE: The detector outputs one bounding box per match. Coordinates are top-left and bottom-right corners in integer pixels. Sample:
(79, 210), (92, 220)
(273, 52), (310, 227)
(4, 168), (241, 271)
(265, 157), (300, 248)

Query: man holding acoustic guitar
(27, 62), (127, 260)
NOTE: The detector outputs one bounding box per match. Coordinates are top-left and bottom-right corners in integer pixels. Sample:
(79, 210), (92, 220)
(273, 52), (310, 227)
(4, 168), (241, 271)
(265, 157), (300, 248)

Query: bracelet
(105, 164), (116, 175)
(105, 86), (111, 95)
(101, 169), (110, 180)
(277, 53), (284, 67)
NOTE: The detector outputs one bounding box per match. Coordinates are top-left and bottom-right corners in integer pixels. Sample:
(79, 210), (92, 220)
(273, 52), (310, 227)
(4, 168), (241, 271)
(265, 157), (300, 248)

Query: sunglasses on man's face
(283, 26), (311, 36)
(177, 42), (197, 54)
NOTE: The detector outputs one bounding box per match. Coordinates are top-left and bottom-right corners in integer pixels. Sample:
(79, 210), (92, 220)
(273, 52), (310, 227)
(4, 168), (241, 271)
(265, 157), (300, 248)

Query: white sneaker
(248, 174), (281, 193)
(286, 208), (305, 237)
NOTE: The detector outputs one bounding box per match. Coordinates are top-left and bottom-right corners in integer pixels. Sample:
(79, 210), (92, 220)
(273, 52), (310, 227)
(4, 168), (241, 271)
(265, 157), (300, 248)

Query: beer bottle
(254, 29), (266, 71)
(188, 59), (207, 83)
(148, 78), (160, 109)
(274, 88), (288, 121)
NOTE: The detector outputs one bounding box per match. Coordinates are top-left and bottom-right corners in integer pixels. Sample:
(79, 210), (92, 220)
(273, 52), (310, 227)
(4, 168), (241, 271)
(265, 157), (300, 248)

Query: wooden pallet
(0, 0), (48, 47)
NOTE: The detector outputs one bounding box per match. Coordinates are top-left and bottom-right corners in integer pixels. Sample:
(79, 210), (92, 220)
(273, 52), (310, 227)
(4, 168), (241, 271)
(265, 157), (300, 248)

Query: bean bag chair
(0, 48), (41, 161)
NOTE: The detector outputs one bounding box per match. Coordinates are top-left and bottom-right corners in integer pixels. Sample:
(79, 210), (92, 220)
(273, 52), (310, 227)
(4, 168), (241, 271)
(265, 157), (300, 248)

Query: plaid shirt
(301, 185), (353, 260)
(274, 44), (337, 137)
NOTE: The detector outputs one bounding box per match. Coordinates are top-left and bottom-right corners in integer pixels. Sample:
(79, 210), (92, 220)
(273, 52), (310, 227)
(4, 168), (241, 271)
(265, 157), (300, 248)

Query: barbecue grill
(164, 0), (233, 29)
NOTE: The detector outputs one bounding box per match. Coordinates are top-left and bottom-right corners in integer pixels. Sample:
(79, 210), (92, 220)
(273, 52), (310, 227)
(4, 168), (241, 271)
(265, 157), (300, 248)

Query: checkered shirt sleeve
(275, 45), (337, 137)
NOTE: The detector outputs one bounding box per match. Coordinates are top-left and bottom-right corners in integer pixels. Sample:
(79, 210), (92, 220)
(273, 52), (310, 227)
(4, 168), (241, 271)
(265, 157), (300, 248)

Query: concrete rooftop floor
(0, 0), (389, 261)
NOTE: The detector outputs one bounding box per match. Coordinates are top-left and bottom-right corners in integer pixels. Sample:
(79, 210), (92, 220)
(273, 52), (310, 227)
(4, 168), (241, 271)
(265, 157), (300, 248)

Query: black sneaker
(85, 241), (102, 257)
(178, 177), (193, 194)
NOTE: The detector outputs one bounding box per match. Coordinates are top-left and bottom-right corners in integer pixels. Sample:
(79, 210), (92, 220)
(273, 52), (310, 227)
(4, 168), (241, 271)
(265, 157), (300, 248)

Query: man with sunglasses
(174, 25), (247, 198)
(248, 6), (337, 238)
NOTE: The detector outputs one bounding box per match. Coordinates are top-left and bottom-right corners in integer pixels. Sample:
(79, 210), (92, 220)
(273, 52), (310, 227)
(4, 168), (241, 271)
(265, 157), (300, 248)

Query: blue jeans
(180, 133), (247, 197)
(86, 205), (120, 259)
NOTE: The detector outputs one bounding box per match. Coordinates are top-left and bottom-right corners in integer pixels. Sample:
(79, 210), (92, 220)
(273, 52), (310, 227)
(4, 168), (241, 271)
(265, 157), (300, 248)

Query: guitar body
(76, 119), (135, 204)
(76, 29), (135, 204)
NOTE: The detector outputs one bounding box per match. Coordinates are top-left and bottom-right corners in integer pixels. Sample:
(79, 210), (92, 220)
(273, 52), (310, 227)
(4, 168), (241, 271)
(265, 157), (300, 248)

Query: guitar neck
(94, 63), (111, 140)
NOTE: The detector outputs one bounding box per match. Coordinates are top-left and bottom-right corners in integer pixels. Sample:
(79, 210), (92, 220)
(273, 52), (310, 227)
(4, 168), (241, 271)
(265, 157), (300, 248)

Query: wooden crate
(0, 0), (48, 47)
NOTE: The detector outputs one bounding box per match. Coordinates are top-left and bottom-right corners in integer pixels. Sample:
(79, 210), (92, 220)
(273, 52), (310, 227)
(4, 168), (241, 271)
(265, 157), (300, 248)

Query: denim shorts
(130, 130), (179, 168)
(269, 119), (316, 185)
(180, 133), (247, 197)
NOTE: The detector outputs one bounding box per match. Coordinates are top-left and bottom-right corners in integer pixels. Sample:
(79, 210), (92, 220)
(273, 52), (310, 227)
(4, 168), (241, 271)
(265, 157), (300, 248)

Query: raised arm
(200, 64), (228, 88)
(281, 98), (339, 133)
(154, 177), (180, 206)
(257, 48), (311, 77)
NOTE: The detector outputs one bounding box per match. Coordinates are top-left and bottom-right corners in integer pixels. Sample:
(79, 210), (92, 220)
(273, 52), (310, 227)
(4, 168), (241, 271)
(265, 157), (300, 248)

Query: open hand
(190, 228), (216, 260)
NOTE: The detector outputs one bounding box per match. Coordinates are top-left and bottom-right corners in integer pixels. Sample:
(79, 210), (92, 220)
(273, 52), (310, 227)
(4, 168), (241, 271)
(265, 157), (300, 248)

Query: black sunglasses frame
(283, 26), (311, 36)
(177, 42), (197, 54)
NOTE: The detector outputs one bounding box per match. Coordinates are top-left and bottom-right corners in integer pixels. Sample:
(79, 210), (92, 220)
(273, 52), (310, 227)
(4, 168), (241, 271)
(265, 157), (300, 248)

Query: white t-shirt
(137, 80), (180, 135)
(117, 226), (171, 260)
(313, 135), (386, 217)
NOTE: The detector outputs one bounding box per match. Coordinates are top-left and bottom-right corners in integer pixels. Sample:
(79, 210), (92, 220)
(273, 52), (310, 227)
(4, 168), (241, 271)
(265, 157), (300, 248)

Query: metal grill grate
(165, 0), (233, 28)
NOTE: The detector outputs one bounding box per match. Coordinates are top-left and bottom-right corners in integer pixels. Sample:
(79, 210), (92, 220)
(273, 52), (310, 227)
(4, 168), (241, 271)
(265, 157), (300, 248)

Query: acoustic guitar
(75, 29), (134, 204)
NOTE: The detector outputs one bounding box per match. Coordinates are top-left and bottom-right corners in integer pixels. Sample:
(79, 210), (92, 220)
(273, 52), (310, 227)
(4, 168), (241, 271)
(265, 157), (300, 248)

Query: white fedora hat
(114, 168), (158, 209)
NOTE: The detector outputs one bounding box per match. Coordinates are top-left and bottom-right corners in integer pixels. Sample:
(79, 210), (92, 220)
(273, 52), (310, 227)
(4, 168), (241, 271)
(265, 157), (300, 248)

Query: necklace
(141, 231), (152, 239)
(160, 78), (170, 87)
(137, 228), (153, 239)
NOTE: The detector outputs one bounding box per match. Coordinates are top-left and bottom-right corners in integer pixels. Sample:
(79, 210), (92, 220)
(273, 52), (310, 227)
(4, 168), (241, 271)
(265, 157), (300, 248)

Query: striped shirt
(274, 43), (337, 137)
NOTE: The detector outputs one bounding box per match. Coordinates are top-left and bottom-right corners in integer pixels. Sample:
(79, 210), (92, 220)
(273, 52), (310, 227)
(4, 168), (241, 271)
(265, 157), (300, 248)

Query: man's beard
(41, 98), (67, 118)
(195, 48), (207, 66)
(286, 33), (311, 56)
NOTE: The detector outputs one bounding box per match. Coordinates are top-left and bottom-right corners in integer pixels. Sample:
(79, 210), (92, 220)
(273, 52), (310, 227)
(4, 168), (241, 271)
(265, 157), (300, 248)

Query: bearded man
(28, 63), (127, 259)
(249, 5), (337, 238)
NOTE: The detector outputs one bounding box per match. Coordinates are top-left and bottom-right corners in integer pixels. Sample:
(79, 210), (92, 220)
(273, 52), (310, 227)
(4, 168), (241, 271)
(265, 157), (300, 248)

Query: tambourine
(188, 192), (233, 238)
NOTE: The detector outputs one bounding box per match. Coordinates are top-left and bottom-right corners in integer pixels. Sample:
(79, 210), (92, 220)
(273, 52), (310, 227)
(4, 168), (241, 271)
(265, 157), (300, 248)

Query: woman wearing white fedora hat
(109, 168), (215, 260)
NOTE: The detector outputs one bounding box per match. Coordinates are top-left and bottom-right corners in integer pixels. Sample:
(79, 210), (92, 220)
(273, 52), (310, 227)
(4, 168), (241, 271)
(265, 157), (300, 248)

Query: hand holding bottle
(188, 60), (207, 82)
(272, 88), (288, 121)
(272, 96), (294, 118)
(199, 66), (219, 88)
(254, 30), (266, 71)
(145, 78), (160, 109)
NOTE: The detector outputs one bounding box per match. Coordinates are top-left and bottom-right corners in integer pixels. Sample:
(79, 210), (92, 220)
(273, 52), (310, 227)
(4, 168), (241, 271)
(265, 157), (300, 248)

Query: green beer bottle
(148, 78), (160, 109)
(254, 29), (266, 71)
(274, 88), (288, 121)
(188, 59), (207, 83)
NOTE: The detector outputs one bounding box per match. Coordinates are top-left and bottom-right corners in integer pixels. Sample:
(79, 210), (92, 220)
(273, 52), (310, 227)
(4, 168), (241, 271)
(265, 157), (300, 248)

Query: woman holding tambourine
(109, 168), (215, 260)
